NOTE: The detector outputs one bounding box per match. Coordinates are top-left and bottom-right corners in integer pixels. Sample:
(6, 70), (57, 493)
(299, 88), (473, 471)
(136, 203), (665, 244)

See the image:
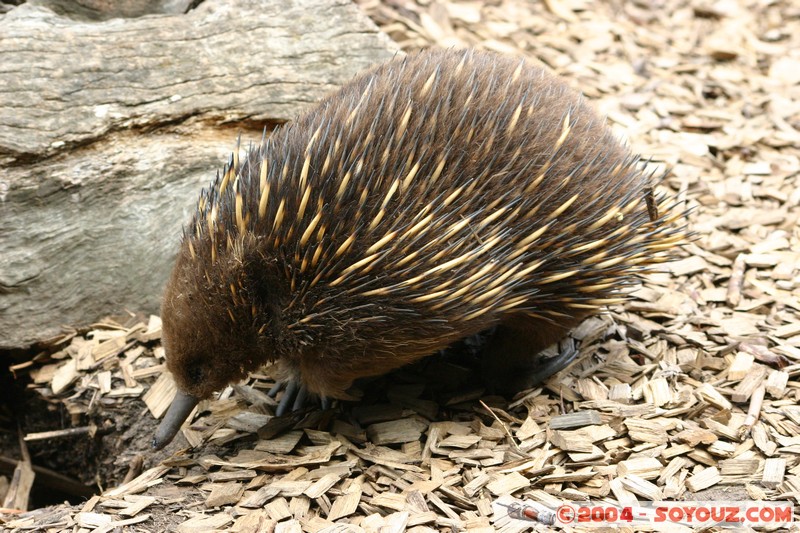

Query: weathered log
(0, 0), (397, 349)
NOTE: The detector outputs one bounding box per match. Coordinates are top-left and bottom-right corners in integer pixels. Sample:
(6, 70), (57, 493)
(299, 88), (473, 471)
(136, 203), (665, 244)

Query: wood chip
(264, 497), (292, 521)
(366, 418), (428, 445)
(765, 371), (788, 398)
(620, 474), (663, 501)
(548, 410), (602, 429)
(142, 373), (178, 419)
(485, 472), (530, 496)
(303, 474), (341, 499)
(205, 481), (243, 507)
(51, 359), (79, 395)
(762, 458), (785, 488)
(550, 429), (593, 452)
(2, 459), (34, 512)
(728, 352), (755, 381)
(685, 466), (722, 492)
(624, 418), (668, 445)
(176, 514), (233, 533)
(618, 457), (663, 480)
(327, 480), (362, 521)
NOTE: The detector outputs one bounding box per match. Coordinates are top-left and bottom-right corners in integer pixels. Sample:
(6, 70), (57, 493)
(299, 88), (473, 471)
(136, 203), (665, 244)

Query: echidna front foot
(482, 317), (584, 395)
(268, 379), (331, 416)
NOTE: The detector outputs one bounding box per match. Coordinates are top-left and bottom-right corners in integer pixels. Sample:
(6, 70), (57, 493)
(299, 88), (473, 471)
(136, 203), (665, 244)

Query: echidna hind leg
(482, 316), (585, 394)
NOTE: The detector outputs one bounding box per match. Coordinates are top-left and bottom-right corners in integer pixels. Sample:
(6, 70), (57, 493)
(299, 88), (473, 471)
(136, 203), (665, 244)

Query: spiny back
(186, 48), (683, 343)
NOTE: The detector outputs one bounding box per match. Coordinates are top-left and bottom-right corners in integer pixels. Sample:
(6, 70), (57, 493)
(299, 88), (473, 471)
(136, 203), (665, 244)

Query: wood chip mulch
(3, 0), (800, 531)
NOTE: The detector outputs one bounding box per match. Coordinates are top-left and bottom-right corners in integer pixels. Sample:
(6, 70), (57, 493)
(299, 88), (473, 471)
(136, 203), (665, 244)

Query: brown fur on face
(161, 239), (272, 399)
(160, 48), (685, 403)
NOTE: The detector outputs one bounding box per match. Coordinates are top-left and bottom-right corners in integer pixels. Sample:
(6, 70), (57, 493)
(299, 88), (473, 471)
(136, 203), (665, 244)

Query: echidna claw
(275, 380), (299, 416)
(291, 384), (308, 412)
(270, 379), (332, 416)
(527, 340), (579, 386)
(267, 380), (285, 398)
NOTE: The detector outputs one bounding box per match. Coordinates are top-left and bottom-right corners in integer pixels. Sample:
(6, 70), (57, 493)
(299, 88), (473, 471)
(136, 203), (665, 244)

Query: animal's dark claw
(270, 379), (332, 416)
(266, 380), (285, 398)
(527, 340), (579, 386)
(291, 383), (308, 412)
(275, 380), (300, 416)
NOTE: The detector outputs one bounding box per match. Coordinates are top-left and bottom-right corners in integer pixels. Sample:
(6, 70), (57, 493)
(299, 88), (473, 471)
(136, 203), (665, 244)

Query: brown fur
(162, 48), (684, 401)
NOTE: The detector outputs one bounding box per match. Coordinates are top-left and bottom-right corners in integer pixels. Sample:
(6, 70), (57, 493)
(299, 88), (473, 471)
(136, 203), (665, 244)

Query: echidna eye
(186, 363), (204, 385)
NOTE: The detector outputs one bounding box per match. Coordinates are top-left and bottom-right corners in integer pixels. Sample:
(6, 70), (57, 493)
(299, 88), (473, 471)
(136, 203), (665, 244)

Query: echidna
(153, 48), (685, 449)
